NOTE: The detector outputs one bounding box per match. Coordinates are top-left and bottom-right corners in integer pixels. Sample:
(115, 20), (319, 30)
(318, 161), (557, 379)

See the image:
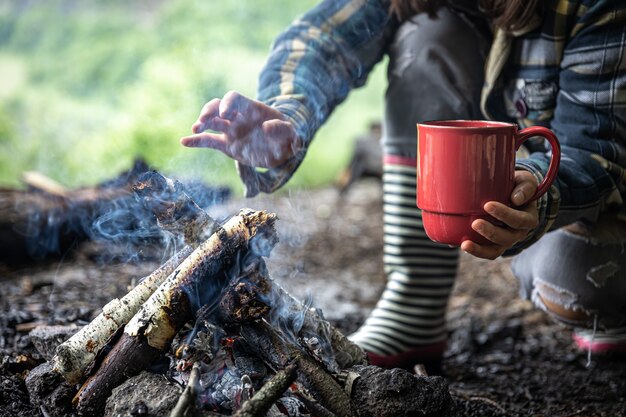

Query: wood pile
(24, 172), (454, 417)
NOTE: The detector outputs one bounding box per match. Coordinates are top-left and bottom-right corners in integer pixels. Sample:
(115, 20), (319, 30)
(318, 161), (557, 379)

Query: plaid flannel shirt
(239, 0), (626, 251)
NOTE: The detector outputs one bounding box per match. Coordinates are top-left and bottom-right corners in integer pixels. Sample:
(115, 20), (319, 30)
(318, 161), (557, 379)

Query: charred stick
(239, 321), (355, 417)
(222, 267), (366, 370)
(294, 353), (354, 417)
(300, 307), (367, 370)
(296, 392), (338, 417)
(232, 363), (297, 417)
(264, 284), (367, 370)
(169, 362), (201, 417)
(75, 209), (277, 416)
(133, 171), (220, 245)
(52, 245), (193, 385)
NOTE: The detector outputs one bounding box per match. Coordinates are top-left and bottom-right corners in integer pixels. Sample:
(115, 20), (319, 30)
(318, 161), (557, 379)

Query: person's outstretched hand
(461, 170), (540, 260)
(180, 91), (302, 168)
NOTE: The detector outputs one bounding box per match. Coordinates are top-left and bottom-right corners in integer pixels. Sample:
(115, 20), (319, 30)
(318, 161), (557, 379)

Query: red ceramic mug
(416, 120), (561, 246)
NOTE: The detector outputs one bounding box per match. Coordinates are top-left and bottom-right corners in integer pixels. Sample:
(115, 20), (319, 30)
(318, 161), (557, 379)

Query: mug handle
(514, 126), (561, 200)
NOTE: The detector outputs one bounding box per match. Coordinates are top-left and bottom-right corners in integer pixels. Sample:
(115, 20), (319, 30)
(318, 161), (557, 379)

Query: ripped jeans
(512, 215), (626, 330)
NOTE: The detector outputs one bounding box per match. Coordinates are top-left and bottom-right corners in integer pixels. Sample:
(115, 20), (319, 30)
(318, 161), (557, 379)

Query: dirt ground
(1, 179), (625, 416)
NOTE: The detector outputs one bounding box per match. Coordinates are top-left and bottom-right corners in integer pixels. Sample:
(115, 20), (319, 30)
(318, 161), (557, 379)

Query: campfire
(22, 171), (455, 417)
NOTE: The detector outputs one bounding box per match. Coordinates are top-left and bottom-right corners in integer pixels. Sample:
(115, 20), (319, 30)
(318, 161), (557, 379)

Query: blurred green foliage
(0, 0), (385, 192)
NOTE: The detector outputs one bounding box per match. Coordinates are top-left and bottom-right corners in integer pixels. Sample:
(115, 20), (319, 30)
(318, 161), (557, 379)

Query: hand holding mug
(462, 170), (540, 259)
(416, 120), (560, 254)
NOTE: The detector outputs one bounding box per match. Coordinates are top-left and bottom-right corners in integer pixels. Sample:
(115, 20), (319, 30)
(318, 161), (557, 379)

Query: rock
(24, 362), (76, 417)
(103, 371), (180, 417)
(348, 365), (456, 417)
(29, 325), (81, 360)
(0, 367), (42, 417)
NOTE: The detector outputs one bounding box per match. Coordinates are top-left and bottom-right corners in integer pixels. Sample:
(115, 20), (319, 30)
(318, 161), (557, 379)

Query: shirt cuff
(503, 161), (559, 256)
(236, 100), (311, 198)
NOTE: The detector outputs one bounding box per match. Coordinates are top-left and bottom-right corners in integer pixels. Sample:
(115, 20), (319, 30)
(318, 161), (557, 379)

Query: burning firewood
(132, 170), (221, 245)
(74, 209), (278, 416)
(135, 172), (365, 416)
(142, 171), (367, 371)
(217, 261), (355, 417)
(52, 244), (194, 385)
(41, 172), (371, 417)
(53, 171), (226, 386)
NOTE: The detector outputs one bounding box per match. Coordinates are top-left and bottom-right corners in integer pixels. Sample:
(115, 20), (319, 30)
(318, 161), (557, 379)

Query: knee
(512, 226), (626, 328)
(532, 279), (593, 326)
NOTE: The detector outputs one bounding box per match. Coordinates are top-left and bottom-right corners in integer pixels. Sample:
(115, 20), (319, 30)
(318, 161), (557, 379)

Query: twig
(450, 387), (510, 416)
(233, 363), (298, 417)
(295, 390), (338, 417)
(169, 362), (201, 417)
(22, 171), (69, 197)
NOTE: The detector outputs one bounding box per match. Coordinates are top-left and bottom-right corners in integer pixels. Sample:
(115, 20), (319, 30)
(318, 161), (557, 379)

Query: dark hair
(389, 0), (542, 32)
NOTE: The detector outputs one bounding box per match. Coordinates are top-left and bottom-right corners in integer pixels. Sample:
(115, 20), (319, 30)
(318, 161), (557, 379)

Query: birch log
(53, 171), (220, 385)
(51, 245), (193, 385)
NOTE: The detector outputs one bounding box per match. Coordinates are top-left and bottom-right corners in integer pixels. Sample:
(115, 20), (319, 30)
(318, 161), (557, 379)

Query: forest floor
(1, 179), (625, 416)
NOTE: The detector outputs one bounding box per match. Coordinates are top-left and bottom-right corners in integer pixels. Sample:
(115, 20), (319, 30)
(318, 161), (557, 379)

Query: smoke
(11, 160), (230, 264)
(232, 237), (340, 371)
(17, 205), (72, 260)
(89, 197), (171, 257)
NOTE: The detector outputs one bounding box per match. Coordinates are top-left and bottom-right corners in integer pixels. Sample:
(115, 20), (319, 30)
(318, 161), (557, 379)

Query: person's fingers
(180, 133), (230, 154)
(484, 202), (538, 230)
(199, 116), (231, 133)
(460, 240), (503, 260)
(192, 99), (221, 133)
(219, 91), (252, 120)
(511, 170), (538, 206)
(200, 98), (220, 119)
(471, 219), (525, 247)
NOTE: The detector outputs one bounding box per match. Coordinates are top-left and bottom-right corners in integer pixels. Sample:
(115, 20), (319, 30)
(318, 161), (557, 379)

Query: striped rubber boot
(349, 155), (459, 371)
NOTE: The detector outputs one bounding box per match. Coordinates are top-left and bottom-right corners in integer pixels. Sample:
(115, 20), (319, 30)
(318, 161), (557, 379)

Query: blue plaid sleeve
(237, 0), (396, 196)
(507, 0), (626, 254)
